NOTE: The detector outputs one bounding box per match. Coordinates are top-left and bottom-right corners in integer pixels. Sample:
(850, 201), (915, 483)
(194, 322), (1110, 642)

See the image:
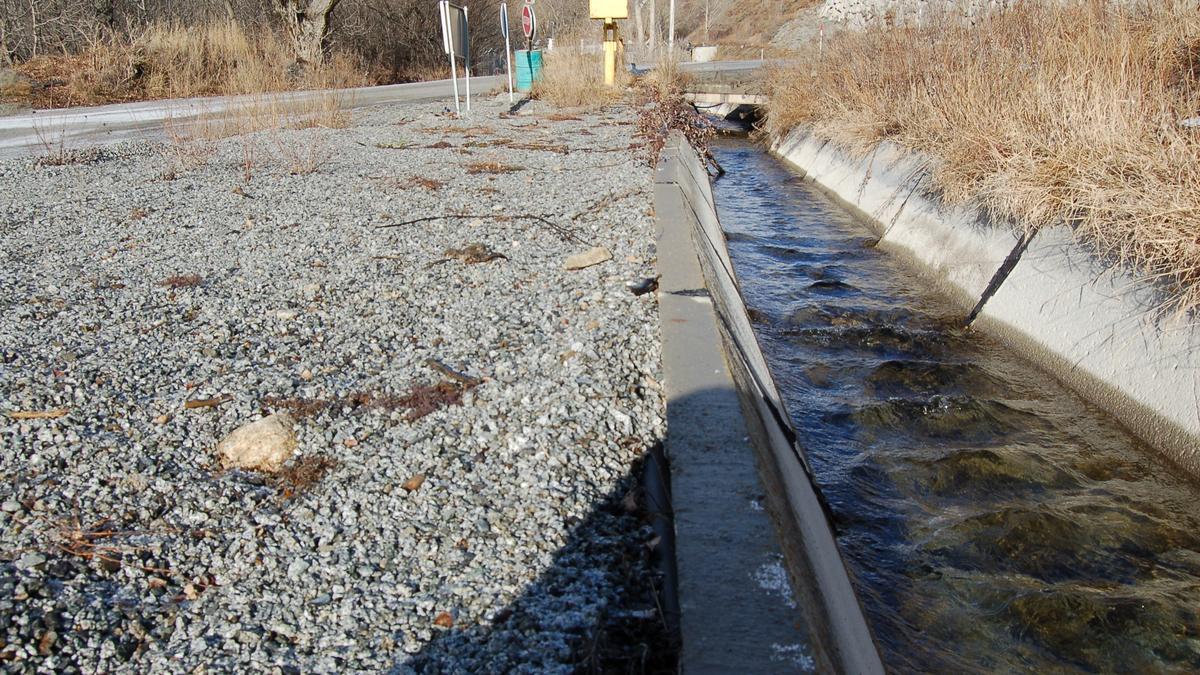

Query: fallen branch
(424, 358), (483, 387)
(571, 188), (645, 223)
(6, 409), (69, 420)
(184, 395), (233, 410)
(377, 214), (588, 245)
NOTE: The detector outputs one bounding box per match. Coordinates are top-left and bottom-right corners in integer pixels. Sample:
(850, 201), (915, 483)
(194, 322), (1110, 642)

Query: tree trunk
(0, 27), (12, 67)
(633, 0), (644, 60)
(272, 0), (341, 64)
(648, 0), (657, 55)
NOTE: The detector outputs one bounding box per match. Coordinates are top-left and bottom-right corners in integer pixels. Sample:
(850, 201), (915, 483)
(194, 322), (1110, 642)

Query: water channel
(709, 136), (1200, 672)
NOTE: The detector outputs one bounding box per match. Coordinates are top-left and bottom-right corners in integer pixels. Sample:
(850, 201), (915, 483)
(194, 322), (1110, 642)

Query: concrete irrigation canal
(690, 133), (1200, 672)
(4, 73), (1200, 671)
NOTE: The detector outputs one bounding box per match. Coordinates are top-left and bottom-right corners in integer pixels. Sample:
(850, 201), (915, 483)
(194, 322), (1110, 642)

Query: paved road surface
(0, 76), (502, 160)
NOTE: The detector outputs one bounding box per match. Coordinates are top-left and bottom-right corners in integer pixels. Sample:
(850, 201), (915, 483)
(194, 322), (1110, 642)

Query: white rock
(564, 246), (612, 271)
(216, 413), (298, 473)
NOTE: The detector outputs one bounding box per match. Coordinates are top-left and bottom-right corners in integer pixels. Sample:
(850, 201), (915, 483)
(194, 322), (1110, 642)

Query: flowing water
(709, 136), (1200, 672)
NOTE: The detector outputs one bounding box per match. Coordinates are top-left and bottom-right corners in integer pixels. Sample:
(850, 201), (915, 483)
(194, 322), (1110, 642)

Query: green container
(515, 50), (544, 92)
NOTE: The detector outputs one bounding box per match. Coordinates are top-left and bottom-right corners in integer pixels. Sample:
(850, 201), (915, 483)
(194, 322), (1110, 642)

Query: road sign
(438, 0), (471, 114)
(521, 4), (536, 41)
(500, 2), (509, 38)
(439, 1), (469, 60)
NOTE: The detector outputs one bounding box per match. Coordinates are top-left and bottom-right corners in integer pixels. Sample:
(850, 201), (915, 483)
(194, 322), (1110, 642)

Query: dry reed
(14, 20), (366, 109)
(531, 36), (628, 109)
(766, 1), (1200, 314)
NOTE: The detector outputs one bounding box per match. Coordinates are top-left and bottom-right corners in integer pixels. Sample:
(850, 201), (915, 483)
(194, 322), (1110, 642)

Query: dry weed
(531, 35), (629, 109)
(767, 2), (1200, 314)
(273, 454), (338, 499)
(466, 161), (524, 175)
(159, 274), (203, 289)
(411, 176), (446, 190)
(15, 20), (366, 108)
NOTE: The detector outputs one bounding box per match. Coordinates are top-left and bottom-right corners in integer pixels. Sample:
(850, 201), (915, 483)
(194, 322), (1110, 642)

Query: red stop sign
(521, 4), (536, 40)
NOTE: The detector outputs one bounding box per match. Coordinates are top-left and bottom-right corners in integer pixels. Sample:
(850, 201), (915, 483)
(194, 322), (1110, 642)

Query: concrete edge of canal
(654, 131), (885, 674)
(771, 130), (1200, 476)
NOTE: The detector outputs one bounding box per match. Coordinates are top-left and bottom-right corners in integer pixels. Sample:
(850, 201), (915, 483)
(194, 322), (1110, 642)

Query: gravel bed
(0, 95), (668, 672)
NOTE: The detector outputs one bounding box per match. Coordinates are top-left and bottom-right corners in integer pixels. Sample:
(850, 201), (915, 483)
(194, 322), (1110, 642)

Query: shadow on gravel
(400, 455), (678, 675)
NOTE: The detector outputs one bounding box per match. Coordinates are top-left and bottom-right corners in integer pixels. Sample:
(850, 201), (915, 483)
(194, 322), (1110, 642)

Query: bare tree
(271, 0), (341, 64)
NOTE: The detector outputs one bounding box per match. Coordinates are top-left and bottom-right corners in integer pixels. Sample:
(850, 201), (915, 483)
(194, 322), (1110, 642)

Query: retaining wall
(658, 132), (884, 674)
(772, 130), (1200, 474)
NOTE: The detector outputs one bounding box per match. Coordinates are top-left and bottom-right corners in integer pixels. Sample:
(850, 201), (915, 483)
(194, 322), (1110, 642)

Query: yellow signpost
(589, 0), (628, 86)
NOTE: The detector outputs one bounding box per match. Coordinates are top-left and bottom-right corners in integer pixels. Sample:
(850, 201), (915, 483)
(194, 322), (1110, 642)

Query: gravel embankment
(0, 95), (668, 672)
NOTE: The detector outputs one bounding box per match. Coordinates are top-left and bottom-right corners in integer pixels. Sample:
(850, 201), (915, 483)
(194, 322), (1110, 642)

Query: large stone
(216, 413), (298, 473)
(564, 246), (613, 271)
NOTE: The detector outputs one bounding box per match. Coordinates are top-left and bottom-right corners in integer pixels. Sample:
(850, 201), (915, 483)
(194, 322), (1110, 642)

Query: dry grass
(273, 454), (338, 499)
(159, 274), (203, 289)
(466, 161), (524, 174)
(531, 37), (628, 109)
(13, 20), (366, 109)
(766, 1), (1200, 313)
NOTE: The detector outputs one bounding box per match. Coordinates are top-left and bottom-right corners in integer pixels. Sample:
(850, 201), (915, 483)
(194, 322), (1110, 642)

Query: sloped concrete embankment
(772, 131), (1200, 473)
(655, 132), (884, 673)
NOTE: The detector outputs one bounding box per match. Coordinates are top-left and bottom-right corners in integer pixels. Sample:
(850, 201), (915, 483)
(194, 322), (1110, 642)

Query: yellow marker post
(589, 0), (628, 86)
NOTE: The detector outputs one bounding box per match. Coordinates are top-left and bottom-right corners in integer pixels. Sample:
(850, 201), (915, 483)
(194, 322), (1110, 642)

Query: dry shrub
(261, 379), (474, 422)
(634, 71), (715, 169)
(274, 454), (338, 498)
(766, 1), (1200, 313)
(159, 274), (203, 288)
(412, 176), (446, 190)
(531, 37), (628, 109)
(15, 20), (366, 108)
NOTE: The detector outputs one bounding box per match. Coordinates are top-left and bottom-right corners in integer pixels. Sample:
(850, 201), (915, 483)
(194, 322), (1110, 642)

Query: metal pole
(440, 0), (461, 115)
(503, 5), (514, 102)
(464, 6), (471, 113)
(603, 21), (617, 86)
(449, 55), (461, 115)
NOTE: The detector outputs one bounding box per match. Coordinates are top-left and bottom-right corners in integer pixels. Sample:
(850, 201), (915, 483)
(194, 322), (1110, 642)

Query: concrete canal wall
(771, 130), (1200, 475)
(656, 132), (884, 674)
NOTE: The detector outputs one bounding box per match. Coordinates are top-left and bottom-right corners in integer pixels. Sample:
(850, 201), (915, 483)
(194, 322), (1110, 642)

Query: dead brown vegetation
(466, 161), (524, 175)
(262, 377), (476, 422)
(766, 1), (1200, 314)
(530, 37), (628, 109)
(159, 273), (203, 288)
(273, 453), (338, 498)
(11, 21), (365, 109)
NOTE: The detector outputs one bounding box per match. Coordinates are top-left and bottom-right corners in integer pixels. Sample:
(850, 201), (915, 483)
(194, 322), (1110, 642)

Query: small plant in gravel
(52, 515), (172, 576)
(273, 454), (338, 499)
(411, 176), (445, 190)
(261, 377), (477, 423)
(466, 161), (523, 175)
(158, 274), (203, 289)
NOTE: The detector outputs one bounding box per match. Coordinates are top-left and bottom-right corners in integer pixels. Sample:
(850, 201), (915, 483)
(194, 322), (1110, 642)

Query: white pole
(464, 6), (471, 113)
(449, 55), (461, 115)
(668, 0), (675, 57)
(505, 38), (514, 102)
(503, 4), (514, 102)
(440, 1), (461, 115)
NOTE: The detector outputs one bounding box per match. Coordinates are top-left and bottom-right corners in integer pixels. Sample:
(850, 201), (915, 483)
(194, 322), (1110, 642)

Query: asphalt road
(0, 60), (766, 161)
(0, 75), (503, 160)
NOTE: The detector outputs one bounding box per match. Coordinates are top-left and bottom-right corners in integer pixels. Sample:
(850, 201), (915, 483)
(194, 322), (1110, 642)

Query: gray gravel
(0, 95), (667, 672)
